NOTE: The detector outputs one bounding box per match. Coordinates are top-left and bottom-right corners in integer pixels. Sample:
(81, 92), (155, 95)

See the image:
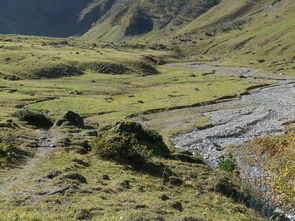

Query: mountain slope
(83, 0), (222, 41)
(0, 0), (115, 37)
(0, 0), (222, 38)
(0, 0), (294, 74)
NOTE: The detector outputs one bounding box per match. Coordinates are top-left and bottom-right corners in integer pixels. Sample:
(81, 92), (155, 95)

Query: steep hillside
(0, 0), (115, 37)
(83, 0), (222, 41)
(82, 0), (295, 76)
(0, 0), (222, 38)
(165, 0), (295, 75)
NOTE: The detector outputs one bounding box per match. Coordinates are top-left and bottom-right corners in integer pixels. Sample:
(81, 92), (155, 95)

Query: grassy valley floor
(0, 35), (287, 221)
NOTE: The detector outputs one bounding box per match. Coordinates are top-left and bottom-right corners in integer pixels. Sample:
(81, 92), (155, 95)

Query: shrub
(92, 132), (151, 167)
(113, 121), (170, 157)
(12, 109), (52, 128)
(92, 122), (170, 167)
(218, 153), (236, 173)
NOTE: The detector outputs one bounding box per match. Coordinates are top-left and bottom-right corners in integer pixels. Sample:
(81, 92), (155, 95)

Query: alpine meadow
(0, 0), (294, 221)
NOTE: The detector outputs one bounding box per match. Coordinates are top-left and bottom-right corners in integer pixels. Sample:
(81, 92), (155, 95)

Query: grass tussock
(12, 109), (52, 128)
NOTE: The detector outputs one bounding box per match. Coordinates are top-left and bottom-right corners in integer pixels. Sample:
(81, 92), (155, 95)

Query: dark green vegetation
(218, 154), (236, 173)
(12, 109), (52, 128)
(93, 122), (170, 166)
(0, 117), (267, 220)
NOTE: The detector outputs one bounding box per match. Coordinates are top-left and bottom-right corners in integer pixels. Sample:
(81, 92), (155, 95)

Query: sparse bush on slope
(92, 122), (170, 167)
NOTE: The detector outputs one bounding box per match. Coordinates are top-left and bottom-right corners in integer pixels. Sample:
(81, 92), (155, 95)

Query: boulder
(160, 194), (170, 201)
(54, 111), (85, 128)
(171, 201), (183, 212)
(73, 209), (92, 220)
(168, 176), (183, 186)
(61, 173), (87, 184)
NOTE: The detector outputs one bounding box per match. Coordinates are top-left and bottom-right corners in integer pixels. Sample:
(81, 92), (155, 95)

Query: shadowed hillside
(0, 0), (221, 37)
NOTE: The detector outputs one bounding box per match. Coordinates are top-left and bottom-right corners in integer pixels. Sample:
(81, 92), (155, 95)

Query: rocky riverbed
(168, 62), (295, 220)
(172, 83), (295, 167)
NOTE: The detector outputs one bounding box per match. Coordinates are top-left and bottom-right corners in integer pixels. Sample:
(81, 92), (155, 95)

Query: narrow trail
(0, 129), (58, 196)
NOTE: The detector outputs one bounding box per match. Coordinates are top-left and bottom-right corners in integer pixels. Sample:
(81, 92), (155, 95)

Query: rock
(270, 212), (290, 221)
(171, 201), (183, 212)
(114, 121), (143, 135)
(257, 59), (266, 63)
(180, 150), (193, 156)
(138, 185), (145, 192)
(72, 159), (90, 167)
(101, 175), (110, 180)
(73, 209), (92, 220)
(54, 111), (85, 128)
(205, 32), (214, 36)
(172, 153), (204, 164)
(44, 170), (62, 179)
(56, 137), (71, 147)
(3, 75), (21, 81)
(214, 177), (238, 199)
(69, 90), (82, 95)
(160, 194), (170, 201)
(183, 217), (204, 221)
(61, 173), (87, 184)
(75, 146), (89, 155)
(118, 180), (130, 189)
(133, 204), (148, 209)
(127, 214), (165, 221)
(83, 130), (98, 137)
(168, 176), (183, 186)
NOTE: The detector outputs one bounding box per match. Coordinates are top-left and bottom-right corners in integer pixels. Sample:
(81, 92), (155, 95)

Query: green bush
(92, 122), (170, 167)
(113, 121), (170, 157)
(12, 109), (52, 128)
(92, 132), (151, 167)
(218, 153), (236, 173)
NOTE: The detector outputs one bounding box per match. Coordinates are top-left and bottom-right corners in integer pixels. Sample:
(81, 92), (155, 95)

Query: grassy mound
(92, 122), (170, 167)
(30, 64), (84, 79)
(12, 109), (52, 128)
(80, 62), (128, 75)
(130, 61), (159, 75)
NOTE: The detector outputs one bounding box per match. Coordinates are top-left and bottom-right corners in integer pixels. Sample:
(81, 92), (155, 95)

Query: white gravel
(170, 63), (295, 167)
